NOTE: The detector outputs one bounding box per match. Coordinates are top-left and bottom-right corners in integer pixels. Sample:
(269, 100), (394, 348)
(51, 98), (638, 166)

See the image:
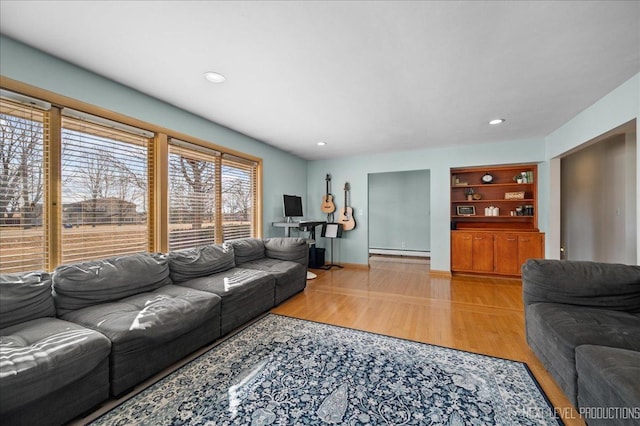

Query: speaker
(309, 247), (326, 268)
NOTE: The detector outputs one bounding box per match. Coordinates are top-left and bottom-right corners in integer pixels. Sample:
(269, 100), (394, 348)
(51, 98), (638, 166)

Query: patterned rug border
(91, 313), (564, 425)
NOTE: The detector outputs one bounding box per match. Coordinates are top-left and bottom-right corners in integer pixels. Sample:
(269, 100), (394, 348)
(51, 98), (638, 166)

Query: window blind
(221, 154), (257, 241)
(0, 96), (49, 273)
(168, 140), (219, 250)
(60, 112), (150, 264)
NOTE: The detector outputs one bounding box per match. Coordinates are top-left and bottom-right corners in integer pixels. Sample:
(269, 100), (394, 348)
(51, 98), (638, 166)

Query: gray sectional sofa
(0, 237), (308, 426)
(522, 259), (640, 425)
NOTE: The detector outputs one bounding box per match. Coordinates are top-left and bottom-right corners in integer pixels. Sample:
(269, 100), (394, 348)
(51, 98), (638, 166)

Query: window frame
(0, 79), (263, 272)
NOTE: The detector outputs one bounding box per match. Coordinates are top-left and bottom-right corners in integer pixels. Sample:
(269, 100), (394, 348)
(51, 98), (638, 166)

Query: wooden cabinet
(495, 233), (520, 275)
(450, 164), (544, 277)
(451, 230), (544, 277)
(472, 233), (494, 272)
(451, 232), (473, 271)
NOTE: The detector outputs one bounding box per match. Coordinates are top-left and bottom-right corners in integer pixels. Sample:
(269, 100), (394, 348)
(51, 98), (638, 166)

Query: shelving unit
(451, 164), (538, 231)
(450, 164), (544, 277)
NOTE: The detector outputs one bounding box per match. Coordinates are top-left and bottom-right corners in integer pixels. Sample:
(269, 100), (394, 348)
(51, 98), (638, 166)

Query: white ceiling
(1, 1), (638, 160)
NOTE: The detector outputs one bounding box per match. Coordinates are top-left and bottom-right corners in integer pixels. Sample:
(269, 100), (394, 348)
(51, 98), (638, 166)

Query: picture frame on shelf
(456, 205), (476, 216)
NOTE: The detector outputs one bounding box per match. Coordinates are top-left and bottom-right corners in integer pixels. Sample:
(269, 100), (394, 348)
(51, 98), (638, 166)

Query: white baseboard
(369, 248), (431, 257)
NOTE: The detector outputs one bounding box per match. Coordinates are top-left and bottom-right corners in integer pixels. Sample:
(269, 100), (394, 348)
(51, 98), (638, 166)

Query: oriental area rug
(90, 314), (562, 425)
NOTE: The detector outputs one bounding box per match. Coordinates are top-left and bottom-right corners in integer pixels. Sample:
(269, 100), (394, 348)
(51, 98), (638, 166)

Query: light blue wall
(545, 75), (638, 159)
(368, 170), (430, 252)
(308, 139), (546, 270)
(544, 73), (639, 264)
(0, 35), (308, 237)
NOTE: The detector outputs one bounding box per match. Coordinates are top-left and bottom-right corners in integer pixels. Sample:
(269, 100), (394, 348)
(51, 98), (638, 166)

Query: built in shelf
(452, 215), (534, 219)
(452, 199), (534, 203)
(452, 182), (534, 188)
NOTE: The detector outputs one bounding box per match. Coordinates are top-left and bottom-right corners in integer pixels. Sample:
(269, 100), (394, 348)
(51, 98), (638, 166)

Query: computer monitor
(283, 194), (303, 221)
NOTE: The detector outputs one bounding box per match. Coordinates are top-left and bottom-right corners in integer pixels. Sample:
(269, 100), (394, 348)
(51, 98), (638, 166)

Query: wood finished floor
(272, 256), (586, 425)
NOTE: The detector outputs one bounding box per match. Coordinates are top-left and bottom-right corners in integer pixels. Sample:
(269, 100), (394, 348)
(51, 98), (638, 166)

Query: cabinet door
(451, 232), (473, 271)
(495, 233), (520, 275)
(518, 234), (544, 267)
(471, 233), (494, 272)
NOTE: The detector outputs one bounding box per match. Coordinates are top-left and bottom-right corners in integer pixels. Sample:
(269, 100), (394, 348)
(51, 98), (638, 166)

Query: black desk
(272, 220), (325, 238)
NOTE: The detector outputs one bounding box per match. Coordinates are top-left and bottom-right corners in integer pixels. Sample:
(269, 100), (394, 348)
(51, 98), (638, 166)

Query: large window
(0, 86), (261, 274)
(168, 141), (258, 250)
(222, 154), (257, 240)
(168, 141), (218, 250)
(60, 111), (152, 264)
(0, 95), (49, 273)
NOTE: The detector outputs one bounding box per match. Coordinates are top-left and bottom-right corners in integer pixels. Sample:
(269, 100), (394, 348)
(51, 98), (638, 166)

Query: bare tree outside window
(168, 150), (217, 250)
(0, 114), (43, 227)
(0, 105), (47, 273)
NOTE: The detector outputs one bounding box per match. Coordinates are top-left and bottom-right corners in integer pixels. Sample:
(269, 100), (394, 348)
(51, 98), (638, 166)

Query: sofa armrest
(521, 259), (640, 312)
(264, 237), (309, 267)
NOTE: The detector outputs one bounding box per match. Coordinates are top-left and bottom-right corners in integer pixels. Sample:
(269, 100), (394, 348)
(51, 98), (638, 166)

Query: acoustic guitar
(338, 182), (356, 231)
(321, 174), (336, 213)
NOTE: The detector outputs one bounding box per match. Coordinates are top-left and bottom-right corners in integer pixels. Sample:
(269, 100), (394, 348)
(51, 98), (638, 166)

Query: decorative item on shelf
(472, 193), (482, 200)
(452, 175), (468, 186)
(515, 206), (524, 216)
(513, 175), (524, 184)
(481, 173), (494, 184)
(520, 172), (528, 183)
(505, 191), (525, 200)
(485, 206), (499, 216)
(524, 205), (534, 216)
(464, 187), (475, 200)
(456, 206), (476, 216)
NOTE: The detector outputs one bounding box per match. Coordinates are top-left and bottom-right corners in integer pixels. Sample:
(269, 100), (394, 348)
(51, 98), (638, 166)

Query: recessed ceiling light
(489, 119), (505, 125)
(204, 72), (226, 83)
(317, 141), (326, 146)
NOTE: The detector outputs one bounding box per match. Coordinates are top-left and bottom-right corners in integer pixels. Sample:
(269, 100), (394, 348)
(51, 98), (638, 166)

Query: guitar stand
(323, 237), (343, 270)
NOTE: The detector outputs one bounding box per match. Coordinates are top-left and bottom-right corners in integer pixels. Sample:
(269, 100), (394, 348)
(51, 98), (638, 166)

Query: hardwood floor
(272, 256), (586, 425)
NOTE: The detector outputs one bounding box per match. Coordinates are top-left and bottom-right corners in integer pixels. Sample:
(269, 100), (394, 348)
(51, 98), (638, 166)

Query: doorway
(368, 170), (430, 259)
(560, 122), (636, 263)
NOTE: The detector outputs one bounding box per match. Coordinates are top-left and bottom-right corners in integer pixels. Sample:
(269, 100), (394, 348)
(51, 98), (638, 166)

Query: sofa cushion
(526, 303), (640, 405)
(264, 237), (308, 265)
(52, 253), (173, 316)
(168, 243), (235, 283)
(238, 258), (306, 304)
(522, 259), (640, 312)
(0, 317), (111, 412)
(60, 284), (221, 354)
(229, 238), (265, 264)
(0, 271), (55, 329)
(177, 268), (275, 335)
(576, 345), (640, 426)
